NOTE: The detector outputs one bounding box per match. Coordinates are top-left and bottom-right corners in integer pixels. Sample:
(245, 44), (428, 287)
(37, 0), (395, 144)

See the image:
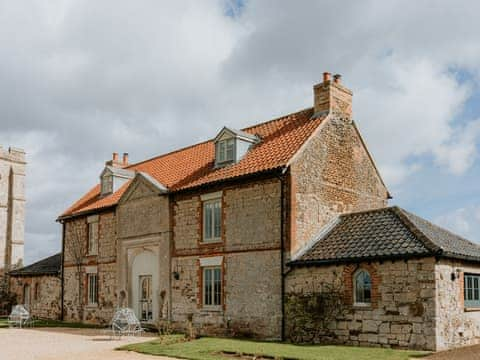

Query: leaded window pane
(226, 139), (234, 161)
(214, 268), (221, 305)
(203, 199), (221, 242)
(354, 270), (371, 305)
(204, 269), (212, 305)
(214, 202), (221, 238)
(218, 141), (226, 162)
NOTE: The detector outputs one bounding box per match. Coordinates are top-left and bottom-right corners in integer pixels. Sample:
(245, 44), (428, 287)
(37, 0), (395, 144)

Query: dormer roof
(214, 127), (260, 143)
(100, 165), (135, 179)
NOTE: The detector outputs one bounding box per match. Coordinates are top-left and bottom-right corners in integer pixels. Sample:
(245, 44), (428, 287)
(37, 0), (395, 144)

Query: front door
(139, 275), (153, 321)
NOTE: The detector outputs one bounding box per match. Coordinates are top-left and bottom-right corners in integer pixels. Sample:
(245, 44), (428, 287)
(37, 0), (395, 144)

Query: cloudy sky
(1, 0), (480, 264)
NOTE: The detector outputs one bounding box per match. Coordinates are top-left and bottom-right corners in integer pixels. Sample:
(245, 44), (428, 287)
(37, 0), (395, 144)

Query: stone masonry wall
(171, 250), (282, 339)
(171, 178), (283, 339)
(285, 258), (437, 350)
(435, 259), (480, 350)
(9, 275), (61, 319)
(289, 115), (389, 257)
(0, 146), (26, 290)
(63, 211), (117, 324)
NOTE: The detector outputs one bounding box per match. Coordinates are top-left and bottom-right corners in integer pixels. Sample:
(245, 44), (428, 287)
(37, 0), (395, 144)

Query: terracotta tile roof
(290, 206), (480, 266)
(60, 107), (325, 218)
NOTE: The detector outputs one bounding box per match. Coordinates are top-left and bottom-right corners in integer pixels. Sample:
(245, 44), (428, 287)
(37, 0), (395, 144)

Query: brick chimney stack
(313, 72), (352, 117)
(105, 152), (123, 167)
(122, 153), (129, 166)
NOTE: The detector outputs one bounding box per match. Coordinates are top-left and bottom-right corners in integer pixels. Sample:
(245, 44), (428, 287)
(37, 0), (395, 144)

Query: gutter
(287, 251), (436, 268)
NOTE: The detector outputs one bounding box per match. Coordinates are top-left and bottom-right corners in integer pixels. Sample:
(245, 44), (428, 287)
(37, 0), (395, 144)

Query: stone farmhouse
(10, 73), (480, 351)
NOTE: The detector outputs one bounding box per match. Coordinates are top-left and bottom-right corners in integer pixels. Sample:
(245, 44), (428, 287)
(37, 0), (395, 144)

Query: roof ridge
(125, 107), (314, 170)
(397, 207), (480, 252)
(124, 139), (212, 169)
(339, 206), (396, 218)
(391, 207), (442, 254)
(241, 107), (314, 132)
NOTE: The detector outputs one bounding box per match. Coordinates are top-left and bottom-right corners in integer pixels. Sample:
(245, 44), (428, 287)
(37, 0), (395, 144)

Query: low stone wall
(9, 275), (61, 320)
(285, 258), (437, 350)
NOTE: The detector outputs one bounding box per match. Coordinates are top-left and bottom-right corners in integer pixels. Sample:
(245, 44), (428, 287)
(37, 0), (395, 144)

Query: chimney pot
(333, 74), (342, 84)
(122, 153), (129, 165)
(112, 152), (119, 162)
(323, 72), (331, 83)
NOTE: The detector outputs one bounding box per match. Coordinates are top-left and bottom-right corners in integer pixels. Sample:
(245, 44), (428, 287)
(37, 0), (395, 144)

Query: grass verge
(119, 335), (430, 360)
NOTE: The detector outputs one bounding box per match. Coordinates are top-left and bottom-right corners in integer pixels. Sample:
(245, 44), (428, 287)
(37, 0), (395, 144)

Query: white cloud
(1, 1), (480, 262)
(435, 206), (480, 243)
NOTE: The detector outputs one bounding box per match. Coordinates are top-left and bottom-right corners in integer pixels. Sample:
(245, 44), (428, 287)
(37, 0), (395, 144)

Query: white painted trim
(200, 191), (222, 201)
(200, 256), (223, 267)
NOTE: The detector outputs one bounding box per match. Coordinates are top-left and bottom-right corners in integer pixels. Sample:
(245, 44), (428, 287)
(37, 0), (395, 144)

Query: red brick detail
(459, 271), (464, 309)
(342, 262), (380, 309)
(196, 258), (202, 309)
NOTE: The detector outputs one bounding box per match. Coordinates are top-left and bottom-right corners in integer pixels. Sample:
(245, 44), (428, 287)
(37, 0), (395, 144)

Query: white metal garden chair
(8, 305), (33, 328)
(109, 308), (144, 339)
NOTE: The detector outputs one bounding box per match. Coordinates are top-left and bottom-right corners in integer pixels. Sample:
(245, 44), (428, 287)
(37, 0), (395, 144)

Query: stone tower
(0, 146), (26, 287)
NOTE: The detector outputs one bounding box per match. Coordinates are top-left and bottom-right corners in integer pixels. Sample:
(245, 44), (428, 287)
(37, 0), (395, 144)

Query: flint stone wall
(171, 178), (283, 339)
(63, 212), (117, 324)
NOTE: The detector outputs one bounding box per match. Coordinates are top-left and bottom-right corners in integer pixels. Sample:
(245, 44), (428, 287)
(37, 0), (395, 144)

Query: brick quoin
(342, 262), (380, 309)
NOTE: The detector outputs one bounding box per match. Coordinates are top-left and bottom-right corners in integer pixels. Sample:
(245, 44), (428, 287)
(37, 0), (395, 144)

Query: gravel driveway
(0, 327), (175, 360)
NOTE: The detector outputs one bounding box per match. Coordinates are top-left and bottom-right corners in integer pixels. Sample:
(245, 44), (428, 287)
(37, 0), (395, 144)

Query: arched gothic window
(354, 269), (371, 305)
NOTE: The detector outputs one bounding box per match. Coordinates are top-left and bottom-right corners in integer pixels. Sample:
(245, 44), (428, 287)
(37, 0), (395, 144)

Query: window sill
(353, 303), (372, 310)
(85, 304), (98, 309)
(464, 307), (480, 312)
(201, 306), (223, 313)
(200, 240), (223, 246)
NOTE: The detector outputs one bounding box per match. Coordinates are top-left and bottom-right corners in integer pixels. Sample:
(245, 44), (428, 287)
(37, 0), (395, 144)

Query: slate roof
(290, 207), (480, 266)
(60, 108), (327, 218)
(9, 253), (61, 276)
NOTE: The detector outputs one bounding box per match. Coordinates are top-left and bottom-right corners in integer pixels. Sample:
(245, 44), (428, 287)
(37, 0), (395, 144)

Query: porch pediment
(119, 172), (168, 204)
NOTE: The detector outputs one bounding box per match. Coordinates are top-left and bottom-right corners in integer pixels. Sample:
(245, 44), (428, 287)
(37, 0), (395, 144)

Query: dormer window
(214, 127), (260, 168)
(217, 138), (235, 163)
(101, 174), (113, 195)
(99, 155), (135, 197)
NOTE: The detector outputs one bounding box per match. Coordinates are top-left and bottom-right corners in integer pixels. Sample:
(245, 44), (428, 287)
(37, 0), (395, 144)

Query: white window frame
(353, 269), (372, 306)
(202, 266), (222, 308)
(88, 221), (99, 255)
(87, 273), (98, 306)
(202, 194), (222, 243)
(217, 138), (235, 163)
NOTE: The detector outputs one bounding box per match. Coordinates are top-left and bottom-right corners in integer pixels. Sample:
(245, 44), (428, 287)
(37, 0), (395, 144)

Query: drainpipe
(60, 220), (65, 321)
(277, 168), (288, 342)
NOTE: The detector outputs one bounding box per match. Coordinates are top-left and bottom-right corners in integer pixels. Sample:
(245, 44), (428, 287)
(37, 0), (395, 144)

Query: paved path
(0, 327), (175, 360)
(424, 344), (480, 359)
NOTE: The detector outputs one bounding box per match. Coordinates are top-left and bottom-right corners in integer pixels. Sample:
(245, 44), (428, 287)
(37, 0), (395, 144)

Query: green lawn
(0, 317), (102, 329)
(120, 335), (430, 360)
